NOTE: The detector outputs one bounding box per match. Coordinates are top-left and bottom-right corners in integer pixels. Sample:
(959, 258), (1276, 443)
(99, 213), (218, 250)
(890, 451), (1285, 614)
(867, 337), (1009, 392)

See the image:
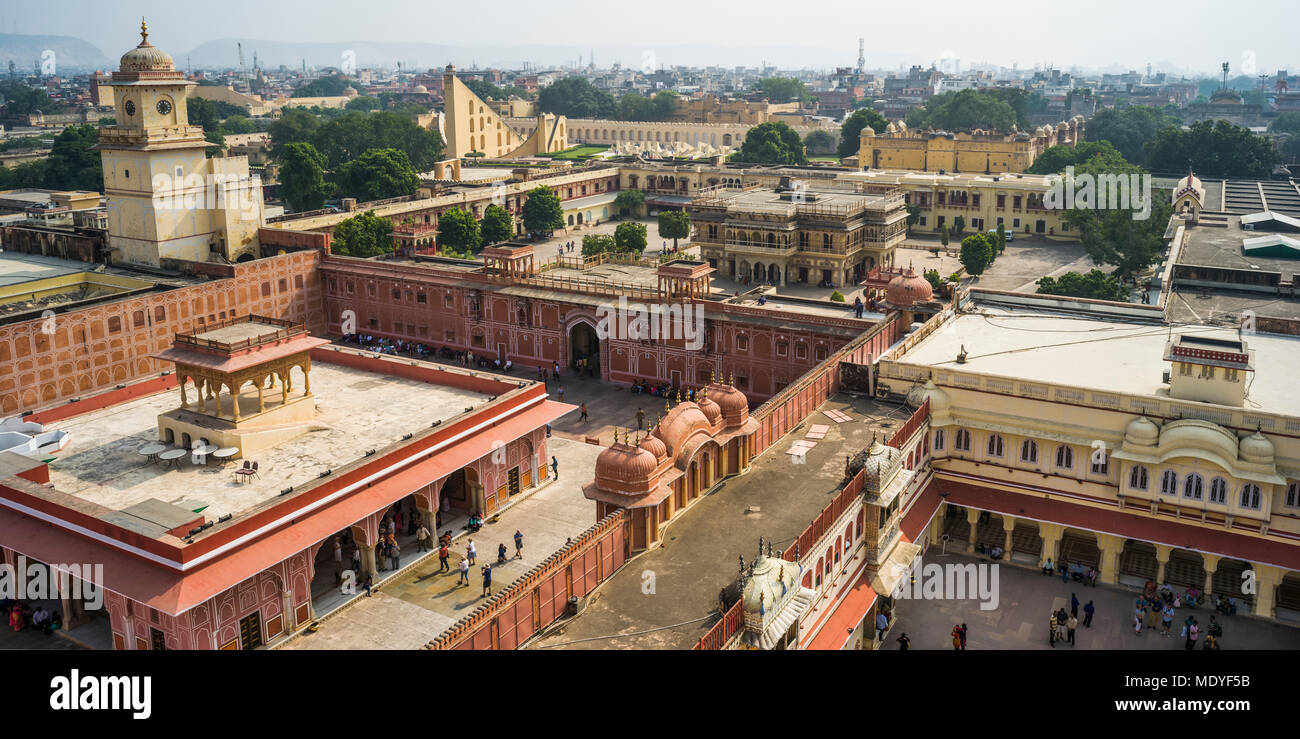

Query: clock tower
(98, 20), (263, 267)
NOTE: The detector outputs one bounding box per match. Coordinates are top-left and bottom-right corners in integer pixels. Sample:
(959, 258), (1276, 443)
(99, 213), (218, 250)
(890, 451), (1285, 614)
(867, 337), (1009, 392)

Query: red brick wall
(0, 250), (324, 415)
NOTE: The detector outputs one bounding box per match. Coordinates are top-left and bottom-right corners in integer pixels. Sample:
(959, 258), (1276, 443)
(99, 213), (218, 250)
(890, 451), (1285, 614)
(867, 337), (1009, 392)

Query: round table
(138, 443), (167, 464)
(193, 444), (218, 462)
(158, 449), (188, 468)
(213, 447), (240, 469)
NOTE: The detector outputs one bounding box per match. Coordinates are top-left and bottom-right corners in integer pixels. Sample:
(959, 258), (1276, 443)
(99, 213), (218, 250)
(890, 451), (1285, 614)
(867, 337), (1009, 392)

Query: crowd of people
(6, 600), (63, 636)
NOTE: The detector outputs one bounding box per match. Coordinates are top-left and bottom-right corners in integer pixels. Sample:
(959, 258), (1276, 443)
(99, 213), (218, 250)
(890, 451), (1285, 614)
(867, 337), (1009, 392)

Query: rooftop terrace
(43, 359), (492, 524)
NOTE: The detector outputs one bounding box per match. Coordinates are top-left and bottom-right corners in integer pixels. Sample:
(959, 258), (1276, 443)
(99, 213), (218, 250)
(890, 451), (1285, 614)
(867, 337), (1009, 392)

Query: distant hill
(0, 33), (113, 73)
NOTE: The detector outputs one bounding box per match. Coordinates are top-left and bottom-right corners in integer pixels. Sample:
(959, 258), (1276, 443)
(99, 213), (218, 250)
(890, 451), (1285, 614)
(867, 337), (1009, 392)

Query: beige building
(690, 184), (907, 287)
(522, 118), (837, 151)
(882, 294), (1300, 619)
(441, 66), (566, 159)
(859, 117), (1084, 174)
(96, 22), (264, 267)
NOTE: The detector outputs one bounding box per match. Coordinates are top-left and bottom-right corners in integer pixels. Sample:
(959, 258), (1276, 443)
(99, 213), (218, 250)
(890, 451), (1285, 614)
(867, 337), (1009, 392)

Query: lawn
(541, 145), (610, 160)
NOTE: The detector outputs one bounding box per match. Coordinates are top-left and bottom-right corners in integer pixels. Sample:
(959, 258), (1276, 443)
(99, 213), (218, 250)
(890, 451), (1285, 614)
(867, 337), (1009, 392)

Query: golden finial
(675, 389), (682, 405)
(728, 372), (735, 387)
(140, 17), (149, 44)
(701, 386), (708, 402)
(665, 399), (670, 414)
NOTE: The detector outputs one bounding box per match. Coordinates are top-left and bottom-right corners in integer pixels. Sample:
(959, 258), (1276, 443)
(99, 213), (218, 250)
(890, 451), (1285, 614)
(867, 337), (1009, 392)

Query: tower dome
(342, 85), (359, 98)
(118, 19), (175, 74)
(413, 84), (429, 94)
(1124, 416), (1160, 447)
(696, 387), (722, 427)
(593, 440), (659, 491)
(859, 438), (902, 494)
(709, 381), (749, 427)
(638, 431), (668, 460)
(1239, 430), (1275, 464)
(885, 267), (933, 306)
(742, 553), (800, 627)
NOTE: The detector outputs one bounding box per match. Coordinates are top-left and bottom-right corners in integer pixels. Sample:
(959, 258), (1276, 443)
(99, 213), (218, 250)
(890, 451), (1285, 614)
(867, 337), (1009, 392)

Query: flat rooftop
(897, 305), (1300, 418)
(1179, 216), (1300, 281)
(700, 187), (886, 215)
(530, 394), (912, 650)
(44, 360), (491, 524)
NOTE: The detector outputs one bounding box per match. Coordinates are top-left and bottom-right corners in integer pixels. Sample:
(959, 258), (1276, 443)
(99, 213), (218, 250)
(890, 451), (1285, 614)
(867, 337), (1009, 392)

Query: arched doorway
(568, 321), (599, 370)
(441, 466), (481, 513)
(767, 264), (780, 284)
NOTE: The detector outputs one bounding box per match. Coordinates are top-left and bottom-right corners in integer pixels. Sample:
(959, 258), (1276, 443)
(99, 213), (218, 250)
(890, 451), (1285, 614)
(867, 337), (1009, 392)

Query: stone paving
(282, 436), (603, 649)
(882, 551), (1300, 650)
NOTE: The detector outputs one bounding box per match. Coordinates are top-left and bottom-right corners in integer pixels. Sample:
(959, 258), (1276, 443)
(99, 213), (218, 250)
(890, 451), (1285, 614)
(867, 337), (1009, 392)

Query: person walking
(636, 408), (645, 430)
(457, 557), (470, 586)
(1083, 600), (1095, 627)
(1161, 603), (1175, 636)
(1071, 593), (1079, 618)
(1049, 611), (1058, 647)
(416, 523), (430, 553)
(1185, 618), (1199, 650)
(950, 625), (962, 651)
(579, 403), (588, 422)
(514, 530), (524, 559)
(557, 384), (565, 402)
(959, 623), (968, 650)
(551, 456), (559, 480)
(390, 543), (400, 570)
(438, 544), (450, 572)
(466, 539), (477, 565)
(1056, 610), (1068, 644)
(896, 633), (910, 650)
(1147, 598), (1161, 630)
(497, 542), (508, 564)
(481, 564), (493, 597)
(333, 536), (343, 573)
(1135, 606), (1145, 635)
(1066, 614), (1078, 646)
(351, 547), (360, 575)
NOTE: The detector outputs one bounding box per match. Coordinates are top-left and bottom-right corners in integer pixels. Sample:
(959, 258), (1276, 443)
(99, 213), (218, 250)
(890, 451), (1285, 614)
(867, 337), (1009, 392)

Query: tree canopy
(751, 77), (812, 104)
(332, 211), (394, 258)
(614, 221), (648, 253)
(1036, 269), (1129, 302)
(803, 129), (836, 155)
(959, 233), (995, 276)
(1062, 156), (1173, 280)
(615, 91), (679, 121)
(613, 189), (645, 217)
(732, 121), (806, 165)
(581, 234), (617, 257)
(279, 142), (330, 212)
(0, 80), (64, 115)
(521, 186), (564, 234)
(837, 107), (889, 159)
(1025, 140), (1130, 175)
(657, 209), (691, 248)
(436, 207), (481, 254)
(1143, 119), (1277, 178)
(293, 75), (352, 98)
(905, 89), (1018, 132)
(310, 111), (445, 171)
(537, 77), (615, 119)
(1083, 106), (1181, 165)
(480, 203), (514, 245)
(333, 148), (419, 202)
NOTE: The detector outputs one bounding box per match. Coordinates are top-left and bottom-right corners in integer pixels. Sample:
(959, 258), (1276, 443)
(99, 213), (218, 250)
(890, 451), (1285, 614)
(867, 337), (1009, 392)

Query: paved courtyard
(281, 436), (603, 650)
(882, 552), (1300, 650)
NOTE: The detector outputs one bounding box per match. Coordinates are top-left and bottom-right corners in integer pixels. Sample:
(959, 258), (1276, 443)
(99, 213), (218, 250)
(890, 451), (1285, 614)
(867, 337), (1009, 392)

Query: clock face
(123, 100), (136, 117)
(156, 99), (172, 115)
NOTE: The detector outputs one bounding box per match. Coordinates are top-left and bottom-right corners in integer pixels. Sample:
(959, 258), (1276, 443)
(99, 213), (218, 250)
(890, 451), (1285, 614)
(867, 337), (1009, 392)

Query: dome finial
(140, 17), (149, 45)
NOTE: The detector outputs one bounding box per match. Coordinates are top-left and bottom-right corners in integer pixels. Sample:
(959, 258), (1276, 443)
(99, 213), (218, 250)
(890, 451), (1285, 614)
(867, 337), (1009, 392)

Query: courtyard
(882, 551), (1300, 650)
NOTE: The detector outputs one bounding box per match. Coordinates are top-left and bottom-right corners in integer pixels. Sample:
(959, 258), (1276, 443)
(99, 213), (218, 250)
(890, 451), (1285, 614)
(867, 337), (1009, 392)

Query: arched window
(1240, 484), (1262, 510)
(933, 429), (945, 451)
(1055, 445), (1073, 469)
(1020, 439), (1038, 464)
(954, 429), (971, 452)
(1160, 470), (1178, 495)
(987, 434), (1003, 457)
(1210, 477), (1228, 504)
(1183, 473), (1203, 500)
(1129, 465), (1149, 490)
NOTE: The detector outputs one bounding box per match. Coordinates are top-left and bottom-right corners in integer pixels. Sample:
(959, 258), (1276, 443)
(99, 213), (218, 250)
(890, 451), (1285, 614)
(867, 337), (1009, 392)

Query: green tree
(279, 142), (330, 212)
(1036, 269), (1129, 302)
(1061, 156), (1173, 280)
(521, 186), (564, 235)
(1270, 112), (1300, 135)
(615, 91), (679, 121)
(995, 222), (1007, 254)
(803, 129), (835, 155)
(0, 80), (64, 114)
(940, 224), (949, 248)
(657, 209), (690, 249)
(581, 234), (617, 257)
(43, 125), (102, 192)
(923, 269), (944, 291)
(959, 233), (995, 276)
(220, 114), (257, 135)
(905, 203), (922, 235)
(1084, 106), (1181, 165)
(614, 221), (648, 253)
(464, 79), (506, 101)
(436, 207), (481, 253)
(613, 189), (646, 217)
(537, 77), (615, 119)
(837, 107), (889, 159)
(1026, 140), (1128, 175)
(333, 148), (419, 202)
(293, 75), (351, 98)
(951, 215), (966, 236)
(752, 77), (810, 103)
(907, 89), (1017, 131)
(480, 203), (514, 245)
(1143, 119), (1277, 178)
(733, 121), (806, 165)
(344, 95), (382, 112)
(268, 108), (321, 160)
(332, 211), (394, 258)
(311, 111), (444, 170)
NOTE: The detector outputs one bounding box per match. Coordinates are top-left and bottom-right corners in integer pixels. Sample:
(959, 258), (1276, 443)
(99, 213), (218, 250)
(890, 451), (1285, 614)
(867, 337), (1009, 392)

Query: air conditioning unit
(1162, 369), (1171, 384)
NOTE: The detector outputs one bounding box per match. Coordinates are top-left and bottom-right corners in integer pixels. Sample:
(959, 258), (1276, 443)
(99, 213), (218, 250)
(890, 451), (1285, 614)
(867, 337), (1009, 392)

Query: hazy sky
(3, 0), (1297, 74)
